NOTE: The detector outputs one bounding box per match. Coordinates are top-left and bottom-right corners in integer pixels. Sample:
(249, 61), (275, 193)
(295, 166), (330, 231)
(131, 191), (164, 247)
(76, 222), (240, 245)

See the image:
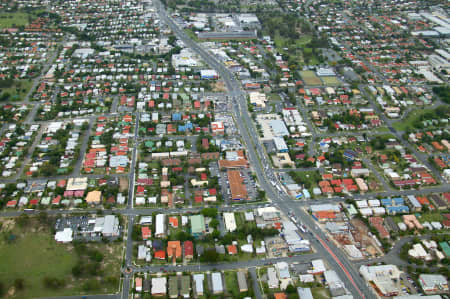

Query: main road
(154, 1), (375, 298)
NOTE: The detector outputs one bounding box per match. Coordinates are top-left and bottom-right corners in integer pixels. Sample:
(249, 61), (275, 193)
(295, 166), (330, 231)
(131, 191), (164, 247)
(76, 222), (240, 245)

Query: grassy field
(0, 12), (29, 28)
(300, 71), (322, 86)
(274, 34), (311, 49)
(274, 34), (319, 66)
(391, 108), (434, 131)
(0, 79), (33, 101)
(0, 217), (122, 298)
(321, 76), (340, 86)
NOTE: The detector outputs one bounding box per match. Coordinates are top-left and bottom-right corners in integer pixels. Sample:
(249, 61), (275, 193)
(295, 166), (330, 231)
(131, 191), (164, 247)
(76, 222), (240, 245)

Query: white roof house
(211, 272), (223, 294)
(151, 277), (167, 295)
(155, 214), (166, 237)
(193, 274), (204, 295)
(267, 268), (279, 289)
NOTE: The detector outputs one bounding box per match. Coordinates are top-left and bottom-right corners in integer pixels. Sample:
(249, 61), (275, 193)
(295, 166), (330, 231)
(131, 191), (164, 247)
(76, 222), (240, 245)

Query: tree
(72, 263), (83, 277)
(201, 249), (219, 263)
(201, 207), (217, 218)
(285, 284), (296, 293)
(209, 219), (219, 229)
(13, 278), (24, 290)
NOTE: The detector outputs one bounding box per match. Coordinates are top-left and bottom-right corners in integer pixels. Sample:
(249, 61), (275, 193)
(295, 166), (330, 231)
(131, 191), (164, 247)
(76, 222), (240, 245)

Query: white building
(155, 214), (166, 238)
(223, 212), (237, 232)
(211, 272), (223, 294)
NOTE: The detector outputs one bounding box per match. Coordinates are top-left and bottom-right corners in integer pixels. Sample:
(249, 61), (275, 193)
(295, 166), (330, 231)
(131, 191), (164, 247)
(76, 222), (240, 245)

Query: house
(237, 271), (248, 292)
(151, 277), (167, 296)
(297, 287), (313, 299)
(190, 215), (206, 237)
(211, 272), (223, 294)
(85, 190), (102, 204)
(267, 268), (279, 288)
(155, 214), (166, 238)
(141, 227), (151, 240)
(193, 274), (204, 296)
(184, 241), (194, 260)
(168, 276), (178, 298)
(135, 277), (143, 292)
(167, 241), (182, 260)
(180, 276), (190, 298)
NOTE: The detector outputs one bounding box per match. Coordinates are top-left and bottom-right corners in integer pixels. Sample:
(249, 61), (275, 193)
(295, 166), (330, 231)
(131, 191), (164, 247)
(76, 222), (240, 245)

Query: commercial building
(360, 265), (401, 297)
(54, 228), (73, 243)
(228, 170), (248, 201)
(223, 212), (237, 232)
(269, 120), (290, 137)
(273, 137), (289, 153)
(419, 274), (449, 294)
(200, 69), (218, 79)
(102, 215), (120, 237)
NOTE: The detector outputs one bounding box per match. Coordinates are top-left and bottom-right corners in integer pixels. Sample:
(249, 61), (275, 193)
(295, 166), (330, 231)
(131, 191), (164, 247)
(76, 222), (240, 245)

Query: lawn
(417, 212), (443, 223)
(0, 217), (123, 298)
(0, 12), (29, 28)
(391, 108), (434, 131)
(300, 71), (322, 86)
(311, 287), (331, 299)
(321, 76), (340, 86)
(289, 170), (321, 190)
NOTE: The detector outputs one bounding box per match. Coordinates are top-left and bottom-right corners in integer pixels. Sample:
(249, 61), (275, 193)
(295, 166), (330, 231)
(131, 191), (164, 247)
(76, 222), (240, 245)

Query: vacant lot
(391, 108), (434, 131)
(300, 71), (322, 86)
(0, 216), (122, 298)
(0, 12), (29, 28)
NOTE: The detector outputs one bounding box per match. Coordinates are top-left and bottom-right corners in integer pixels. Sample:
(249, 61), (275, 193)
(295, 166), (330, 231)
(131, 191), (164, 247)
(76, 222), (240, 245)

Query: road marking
(316, 234), (366, 299)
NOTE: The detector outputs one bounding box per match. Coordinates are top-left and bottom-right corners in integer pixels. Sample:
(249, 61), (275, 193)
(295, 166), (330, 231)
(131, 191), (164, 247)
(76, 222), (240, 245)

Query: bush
(82, 280), (100, 292)
(72, 263), (83, 277)
(43, 277), (65, 289)
(13, 278), (24, 290)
